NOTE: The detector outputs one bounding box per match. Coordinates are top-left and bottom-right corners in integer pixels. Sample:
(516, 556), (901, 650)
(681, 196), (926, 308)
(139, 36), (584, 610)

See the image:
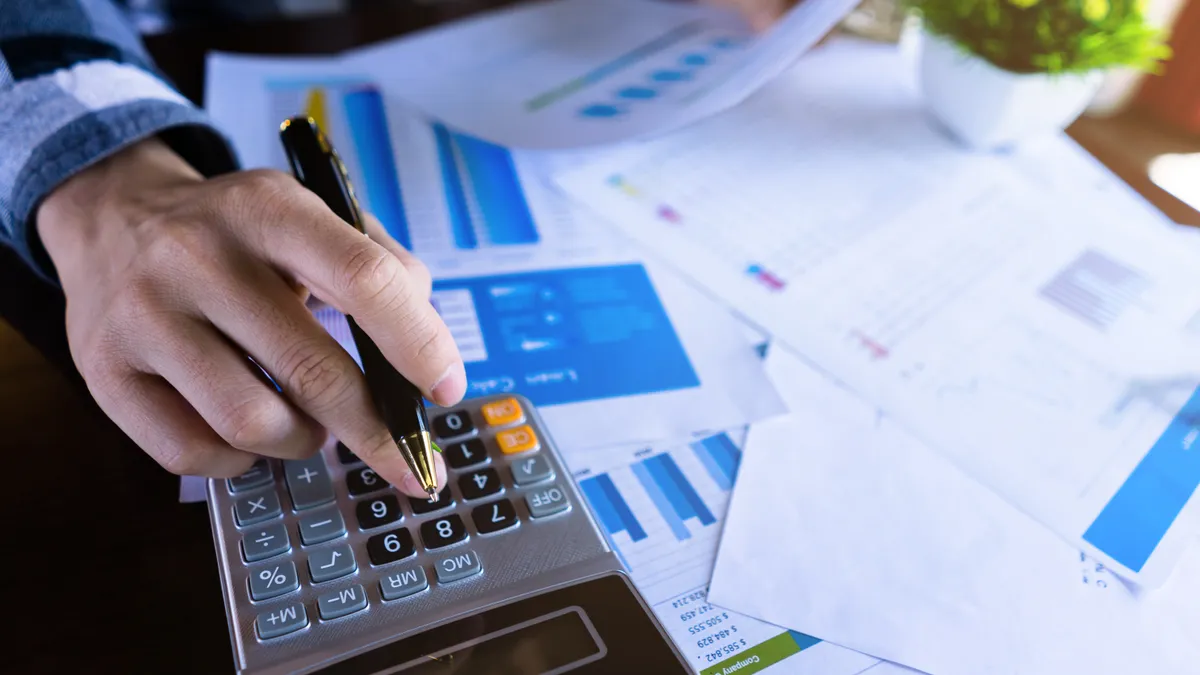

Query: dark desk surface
(1, 4), (1197, 673)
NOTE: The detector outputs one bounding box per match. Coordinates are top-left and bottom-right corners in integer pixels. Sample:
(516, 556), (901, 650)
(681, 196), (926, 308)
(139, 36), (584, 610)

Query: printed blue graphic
(432, 123), (538, 248)
(681, 53), (709, 66)
(580, 104), (624, 118)
(634, 453), (716, 542)
(651, 69), (691, 82)
(342, 87), (410, 249)
(580, 474), (647, 543)
(434, 265), (699, 406)
(690, 433), (741, 491)
(617, 87), (658, 100)
(1084, 385), (1200, 572)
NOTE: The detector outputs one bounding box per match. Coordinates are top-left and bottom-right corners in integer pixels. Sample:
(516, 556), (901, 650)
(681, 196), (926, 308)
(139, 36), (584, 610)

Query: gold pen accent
(398, 431), (440, 500)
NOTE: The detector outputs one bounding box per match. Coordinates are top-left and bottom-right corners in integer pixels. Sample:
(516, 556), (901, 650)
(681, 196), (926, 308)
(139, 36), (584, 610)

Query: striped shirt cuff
(1, 59), (237, 281)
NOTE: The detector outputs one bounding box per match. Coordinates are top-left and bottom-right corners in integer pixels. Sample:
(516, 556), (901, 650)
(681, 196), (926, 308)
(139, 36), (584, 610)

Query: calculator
(206, 393), (689, 674)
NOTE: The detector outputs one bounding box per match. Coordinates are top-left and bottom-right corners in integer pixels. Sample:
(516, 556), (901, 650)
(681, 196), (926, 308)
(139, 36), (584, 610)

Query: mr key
(206, 393), (687, 674)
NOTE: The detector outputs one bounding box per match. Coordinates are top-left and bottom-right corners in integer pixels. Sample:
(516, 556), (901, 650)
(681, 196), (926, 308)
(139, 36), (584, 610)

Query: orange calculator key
(495, 425), (539, 455)
(481, 397), (524, 427)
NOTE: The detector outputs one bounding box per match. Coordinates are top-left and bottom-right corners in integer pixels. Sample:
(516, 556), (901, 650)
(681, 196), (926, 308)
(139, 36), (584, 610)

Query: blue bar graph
(632, 462), (691, 541)
(579, 473), (647, 542)
(432, 122), (539, 249)
(341, 87), (411, 250)
(432, 123), (478, 250)
(634, 453), (716, 542)
(690, 433), (741, 491)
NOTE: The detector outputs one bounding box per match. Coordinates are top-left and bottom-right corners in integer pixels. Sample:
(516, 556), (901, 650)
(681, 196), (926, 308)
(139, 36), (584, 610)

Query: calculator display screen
(316, 573), (687, 675)
(388, 607), (602, 674)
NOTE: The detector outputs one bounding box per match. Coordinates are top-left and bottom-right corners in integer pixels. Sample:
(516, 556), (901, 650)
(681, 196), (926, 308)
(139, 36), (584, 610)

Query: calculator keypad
(346, 466), (388, 497)
(420, 514), (469, 549)
(308, 544), (357, 583)
(242, 523), (291, 562)
(249, 560), (300, 601)
(229, 460), (274, 493)
(433, 410), (475, 438)
(256, 602), (307, 640)
(216, 394), (586, 651)
(356, 495), (402, 530)
(472, 499), (518, 534)
(235, 490), (282, 526)
(433, 549), (482, 583)
(458, 468), (503, 501)
(444, 438), (488, 470)
(408, 488), (454, 515)
(297, 507), (346, 546)
(317, 584), (368, 620)
(366, 527), (416, 566)
(283, 456), (335, 510)
(379, 566), (428, 601)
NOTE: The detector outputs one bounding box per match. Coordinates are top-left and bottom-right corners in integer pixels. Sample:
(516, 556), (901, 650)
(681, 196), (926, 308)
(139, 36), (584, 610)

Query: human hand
(37, 137), (464, 497)
(708, 0), (798, 31)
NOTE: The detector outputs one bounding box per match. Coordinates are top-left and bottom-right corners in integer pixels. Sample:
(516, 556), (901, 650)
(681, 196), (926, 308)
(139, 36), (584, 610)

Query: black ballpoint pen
(279, 115), (440, 500)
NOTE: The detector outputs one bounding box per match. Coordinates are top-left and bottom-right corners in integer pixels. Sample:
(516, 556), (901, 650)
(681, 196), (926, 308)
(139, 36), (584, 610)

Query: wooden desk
(0, 8), (1195, 672)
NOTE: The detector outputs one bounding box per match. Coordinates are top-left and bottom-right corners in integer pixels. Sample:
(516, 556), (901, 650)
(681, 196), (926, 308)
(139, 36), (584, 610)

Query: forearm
(0, 0), (239, 282)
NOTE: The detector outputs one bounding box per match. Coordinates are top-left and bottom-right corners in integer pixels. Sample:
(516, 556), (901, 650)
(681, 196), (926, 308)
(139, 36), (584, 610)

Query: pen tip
(426, 487), (439, 502)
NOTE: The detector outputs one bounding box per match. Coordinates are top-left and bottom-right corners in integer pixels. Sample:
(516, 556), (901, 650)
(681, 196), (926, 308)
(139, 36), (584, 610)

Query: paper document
(338, 0), (859, 148)
(205, 55), (785, 451)
(708, 349), (1198, 675)
(560, 431), (880, 675)
(556, 37), (1200, 584)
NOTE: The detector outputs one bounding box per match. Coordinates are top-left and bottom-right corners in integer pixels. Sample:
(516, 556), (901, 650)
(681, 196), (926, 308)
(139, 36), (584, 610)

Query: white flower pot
(917, 30), (1104, 150)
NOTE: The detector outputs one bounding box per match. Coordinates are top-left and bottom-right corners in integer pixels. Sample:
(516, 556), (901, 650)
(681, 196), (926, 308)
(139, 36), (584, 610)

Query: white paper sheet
(339, 0), (859, 148)
(708, 348), (1199, 675)
(556, 37), (1200, 584)
(557, 431), (880, 675)
(204, 53), (785, 453)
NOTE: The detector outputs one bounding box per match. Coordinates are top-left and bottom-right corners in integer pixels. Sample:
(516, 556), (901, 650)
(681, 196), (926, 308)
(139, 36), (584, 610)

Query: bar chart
(573, 434), (734, 598)
(632, 453), (716, 540)
(267, 80), (540, 257)
(432, 123), (539, 249)
(567, 434), (868, 675)
(268, 80), (413, 249)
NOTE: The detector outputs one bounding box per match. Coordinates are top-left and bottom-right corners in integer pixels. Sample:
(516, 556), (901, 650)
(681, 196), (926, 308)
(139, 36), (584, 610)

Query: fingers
(139, 317), (326, 460)
(233, 175), (465, 407)
(362, 212), (432, 301)
(197, 259), (446, 497)
(92, 372), (258, 478)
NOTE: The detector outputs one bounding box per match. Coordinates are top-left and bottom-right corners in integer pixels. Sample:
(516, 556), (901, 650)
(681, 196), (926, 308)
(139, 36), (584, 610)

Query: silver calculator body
(207, 393), (688, 674)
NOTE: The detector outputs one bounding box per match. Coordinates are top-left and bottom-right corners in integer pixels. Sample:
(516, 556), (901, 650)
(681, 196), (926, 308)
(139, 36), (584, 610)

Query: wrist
(36, 137), (204, 272)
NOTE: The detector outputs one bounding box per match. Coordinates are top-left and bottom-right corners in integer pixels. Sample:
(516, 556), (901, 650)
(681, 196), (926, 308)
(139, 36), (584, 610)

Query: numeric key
(458, 468), (503, 501)
(433, 410), (475, 439)
(408, 487), (454, 514)
(346, 466), (389, 496)
(357, 495), (402, 530)
(336, 442), (360, 465)
(420, 514), (468, 549)
(472, 499), (518, 534)
(367, 527), (415, 566)
(444, 438), (488, 470)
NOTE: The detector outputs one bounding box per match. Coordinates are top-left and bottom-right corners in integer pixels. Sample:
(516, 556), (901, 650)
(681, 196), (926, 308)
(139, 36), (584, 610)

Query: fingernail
(430, 361), (467, 407)
(402, 472), (423, 495)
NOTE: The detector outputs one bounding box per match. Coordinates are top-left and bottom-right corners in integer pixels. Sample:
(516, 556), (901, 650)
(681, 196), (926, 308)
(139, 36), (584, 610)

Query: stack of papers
(200, 2), (1199, 673)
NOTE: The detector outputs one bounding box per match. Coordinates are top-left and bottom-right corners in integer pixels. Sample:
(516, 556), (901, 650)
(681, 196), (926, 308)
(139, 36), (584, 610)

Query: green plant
(906, 0), (1173, 74)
